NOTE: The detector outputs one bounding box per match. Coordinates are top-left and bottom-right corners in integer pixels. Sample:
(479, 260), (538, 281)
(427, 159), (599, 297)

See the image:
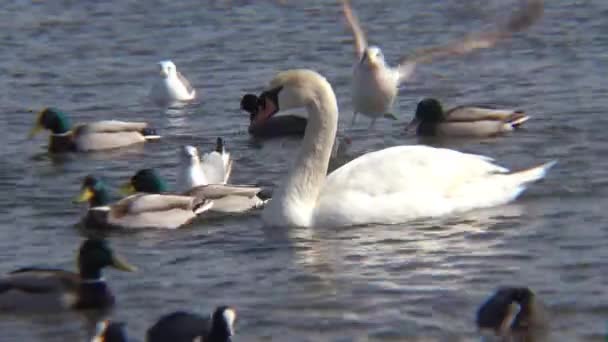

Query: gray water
(1, 0), (607, 340)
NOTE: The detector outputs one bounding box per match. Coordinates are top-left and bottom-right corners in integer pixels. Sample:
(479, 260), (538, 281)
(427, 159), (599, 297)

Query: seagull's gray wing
(342, 0), (368, 61)
(397, 0), (544, 83)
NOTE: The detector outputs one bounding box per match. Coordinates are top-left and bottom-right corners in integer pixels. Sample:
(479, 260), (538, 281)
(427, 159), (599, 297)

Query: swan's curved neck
(271, 80), (338, 227)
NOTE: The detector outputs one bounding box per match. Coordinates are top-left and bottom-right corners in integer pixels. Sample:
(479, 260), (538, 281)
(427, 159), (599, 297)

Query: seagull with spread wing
(341, 0), (544, 128)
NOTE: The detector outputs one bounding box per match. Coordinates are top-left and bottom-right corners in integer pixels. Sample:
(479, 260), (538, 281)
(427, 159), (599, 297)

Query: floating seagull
(341, 0), (544, 128)
(251, 69), (554, 228)
(406, 98), (530, 137)
(150, 60), (196, 107)
(178, 138), (232, 191)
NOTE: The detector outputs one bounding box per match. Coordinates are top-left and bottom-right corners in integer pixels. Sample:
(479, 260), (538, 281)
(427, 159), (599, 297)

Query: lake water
(1, 0), (607, 341)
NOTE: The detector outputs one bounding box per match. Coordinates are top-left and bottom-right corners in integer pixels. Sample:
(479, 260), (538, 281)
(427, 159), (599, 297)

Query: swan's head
(241, 69), (330, 126)
(181, 145), (200, 163)
(406, 98), (445, 131)
(361, 46), (386, 68)
(158, 60), (177, 78)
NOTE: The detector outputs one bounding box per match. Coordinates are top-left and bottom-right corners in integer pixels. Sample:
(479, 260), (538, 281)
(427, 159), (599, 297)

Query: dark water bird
(406, 98), (529, 137)
(91, 320), (130, 342)
(146, 306), (236, 342)
(29, 107), (160, 153)
(75, 175), (213, 230)
(0, 238), (136, 313)
(477, 287), (549, 340)
(241, 92), (307, 138)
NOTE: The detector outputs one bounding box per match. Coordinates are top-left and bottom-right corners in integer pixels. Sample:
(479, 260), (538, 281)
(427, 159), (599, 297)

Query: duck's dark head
(405, 98), (445, 132)
(121, 169), (168, 195)
(476, 286), (543, 336)
(29, 107), (72, 137)
(78, 238), (136, 279)
(75, 175), (111, 207)
(92, 320), (129, 342)
(208, 306), (237, 341)
(241, 86), (282, 126)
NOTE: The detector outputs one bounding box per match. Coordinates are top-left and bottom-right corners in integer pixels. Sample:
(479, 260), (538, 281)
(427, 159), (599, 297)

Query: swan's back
(313, 145), (541, 227)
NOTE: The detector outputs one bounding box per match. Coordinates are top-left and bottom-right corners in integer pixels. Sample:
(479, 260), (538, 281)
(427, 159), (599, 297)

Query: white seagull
(342, 0), (544, 128)
(150, 60), (196, 107)
(178, 138), (232, 191)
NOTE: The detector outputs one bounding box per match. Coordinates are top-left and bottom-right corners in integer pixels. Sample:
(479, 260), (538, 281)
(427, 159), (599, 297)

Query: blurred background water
(0, 0), (607, 340)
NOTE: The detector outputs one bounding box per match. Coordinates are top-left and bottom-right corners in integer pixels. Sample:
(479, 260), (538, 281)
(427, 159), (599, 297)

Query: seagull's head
(181, 145), (200, 163)
(158, 60), (177, 78)
(361, 46), (386, 68)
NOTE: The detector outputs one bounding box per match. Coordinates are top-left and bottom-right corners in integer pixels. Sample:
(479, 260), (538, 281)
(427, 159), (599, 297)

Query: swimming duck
(251, 69), (554, 228)
(128, 169), (267, 214)
(29, 107), (160, 153)
(341, 0), (543, 128)
(146, 306), (236, 342)
(178, 138), (232, 191)
(406, 98), (529, 137)
(477, 287), (549, 340)
(150, 60), (196, 107)
(75, 175), (213, 230)
(0, 238), (136, 313)
(91, 320), (129, 342)
(241, 93), (308, 138)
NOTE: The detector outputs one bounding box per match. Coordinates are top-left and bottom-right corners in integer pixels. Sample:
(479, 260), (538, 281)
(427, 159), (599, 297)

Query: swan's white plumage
(150, 60), (196, 107)
(259, 69), (554, 228)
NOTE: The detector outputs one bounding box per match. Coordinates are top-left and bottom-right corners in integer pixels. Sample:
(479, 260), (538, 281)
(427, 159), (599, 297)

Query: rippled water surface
(1, 0), (608, 341)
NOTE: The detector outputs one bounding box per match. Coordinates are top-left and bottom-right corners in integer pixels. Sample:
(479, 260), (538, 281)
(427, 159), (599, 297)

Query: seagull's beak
(404, 117), (420, 132)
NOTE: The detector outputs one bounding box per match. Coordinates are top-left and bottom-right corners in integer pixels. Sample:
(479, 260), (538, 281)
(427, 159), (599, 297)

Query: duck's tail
(508, 111), (530, 128)
(141, 127), (162, 140)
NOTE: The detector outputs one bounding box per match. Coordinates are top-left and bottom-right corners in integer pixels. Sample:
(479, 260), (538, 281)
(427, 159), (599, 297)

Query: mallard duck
(178, 138), (233, 191)
(75, 175), (213, 230)
(128, 169), (268, 214)
(0, 238), (135, 313)
(29, 107), (160, 153)
(241, 93), (307, 138)
(477, 287), (549, 339)
(91, 320), (129, 342)
(406, 98), (529, 137)
(149, 60), (196, 107)
(147, 306), (236, 342)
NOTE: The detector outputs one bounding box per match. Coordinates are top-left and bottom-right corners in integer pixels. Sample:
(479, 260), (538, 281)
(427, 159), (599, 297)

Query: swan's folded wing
(200, 152), (230, 185)
(341, 0), (367, 60)
(114, 194), (196, 215)
(397, 0), (543, 83)
(1, 268), (79, 294)
(77, 120), (148, 133)
(446, 106), (523, 122)
(184, 184), (262, 199)
(323, 145), (508, 198)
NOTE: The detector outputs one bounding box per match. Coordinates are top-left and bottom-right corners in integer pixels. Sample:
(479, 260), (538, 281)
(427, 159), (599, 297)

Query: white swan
(178, 138), (232, 191)
(150, 60), (196, 106)
(341, 0), (544, 128)
(255, 69), (555, 228)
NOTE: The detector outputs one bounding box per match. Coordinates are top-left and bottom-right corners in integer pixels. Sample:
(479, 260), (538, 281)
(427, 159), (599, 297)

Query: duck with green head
(406, 98), (530, 137)
(0, 238), (135, 313)
(126, 168), (269, 214)
(76, 175), (213, 230)
(29, 107), (160, 153)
